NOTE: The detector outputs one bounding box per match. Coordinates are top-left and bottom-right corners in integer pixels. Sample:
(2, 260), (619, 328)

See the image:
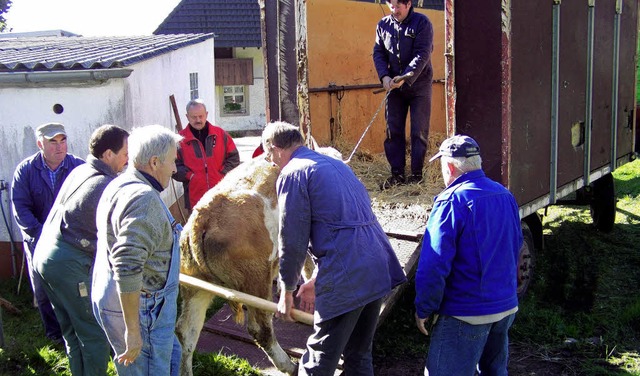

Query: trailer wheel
(517, 223), (535, 298)
(590, 173), (616, 233)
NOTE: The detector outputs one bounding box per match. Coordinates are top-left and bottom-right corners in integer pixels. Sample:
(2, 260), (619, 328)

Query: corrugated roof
(154, 0), (261, 48)
(0, 34), (214, 72)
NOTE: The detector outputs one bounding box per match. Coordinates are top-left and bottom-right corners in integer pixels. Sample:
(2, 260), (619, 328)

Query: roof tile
(154, 0), (261, 48)
(0, 34), (214, 72)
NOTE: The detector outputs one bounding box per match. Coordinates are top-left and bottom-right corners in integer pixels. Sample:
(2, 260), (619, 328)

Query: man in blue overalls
(92, 125), (184, 376)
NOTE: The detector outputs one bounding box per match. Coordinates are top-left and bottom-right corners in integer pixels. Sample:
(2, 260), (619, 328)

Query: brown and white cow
(175, 156), (297, 375)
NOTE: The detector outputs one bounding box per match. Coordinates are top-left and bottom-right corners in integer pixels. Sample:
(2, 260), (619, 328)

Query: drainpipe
(0, 68), (133, 84)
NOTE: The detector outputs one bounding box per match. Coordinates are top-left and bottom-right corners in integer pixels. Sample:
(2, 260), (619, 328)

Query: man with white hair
(91, 125), (183, 376)
(11, 122), (84, 344)
(414, 135), (523, 376)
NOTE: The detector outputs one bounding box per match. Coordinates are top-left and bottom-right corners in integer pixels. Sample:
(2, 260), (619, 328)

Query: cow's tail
(182, 208), (210, 271)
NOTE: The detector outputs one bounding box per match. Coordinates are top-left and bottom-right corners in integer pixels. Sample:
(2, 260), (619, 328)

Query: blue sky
(3, 0), (182, 36)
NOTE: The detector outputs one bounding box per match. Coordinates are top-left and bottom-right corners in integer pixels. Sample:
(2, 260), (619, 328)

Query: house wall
(0, 80), (127, 279)
(306, 0), (445, 153)
(0, 38), (215, 279)
(122, 39), (215, 207)
(127, 40), (216, 131)
(213, 47), (267, 133)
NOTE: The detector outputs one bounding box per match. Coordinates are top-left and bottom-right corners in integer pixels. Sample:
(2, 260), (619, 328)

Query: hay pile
(338, 132), (448, 233)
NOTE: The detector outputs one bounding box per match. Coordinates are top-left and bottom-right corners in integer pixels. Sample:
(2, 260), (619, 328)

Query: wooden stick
(0, 296), (20, 315)
(179, 273), (314, 326)
(169, 95), (183, 132)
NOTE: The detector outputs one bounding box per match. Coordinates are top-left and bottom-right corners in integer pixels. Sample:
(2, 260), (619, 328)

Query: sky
(3, 0), (183, 37)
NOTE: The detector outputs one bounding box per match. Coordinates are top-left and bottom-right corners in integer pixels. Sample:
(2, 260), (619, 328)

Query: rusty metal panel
(453, 0), (637, 207)
(452, 0), (508, 186)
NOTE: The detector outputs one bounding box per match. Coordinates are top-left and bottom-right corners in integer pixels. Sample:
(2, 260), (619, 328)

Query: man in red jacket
(174, 99), (240, 211)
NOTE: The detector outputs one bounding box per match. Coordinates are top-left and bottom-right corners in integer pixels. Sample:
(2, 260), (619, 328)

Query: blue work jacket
(277, 147), (406, 322)
(414, 169), (523, 319)
(11, 152), (84, 248)
(373, 6), (434, 87)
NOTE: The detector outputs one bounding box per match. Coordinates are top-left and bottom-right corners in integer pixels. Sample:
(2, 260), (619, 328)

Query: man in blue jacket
(373, 0), (434, 189)
(414, 135), (523, 376)
(11, 122), (84, 343)
(263, 121), (407, 376)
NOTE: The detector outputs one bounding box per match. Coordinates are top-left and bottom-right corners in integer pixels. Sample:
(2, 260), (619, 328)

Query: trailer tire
(517, 223), (535, 299)
(590, 173), (616, 233)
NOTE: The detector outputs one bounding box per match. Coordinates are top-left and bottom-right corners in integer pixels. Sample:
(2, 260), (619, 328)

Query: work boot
(407, 174), (423, 184)
(380, 173), (406, 190)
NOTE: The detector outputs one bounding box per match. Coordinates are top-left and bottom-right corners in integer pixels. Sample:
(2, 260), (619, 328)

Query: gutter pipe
(0, 68), (133, 84)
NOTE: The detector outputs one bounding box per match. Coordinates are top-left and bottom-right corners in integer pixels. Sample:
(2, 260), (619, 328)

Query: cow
(175, 156), (298, 376)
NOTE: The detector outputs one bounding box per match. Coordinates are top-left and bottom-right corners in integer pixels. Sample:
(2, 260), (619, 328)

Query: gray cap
(35, 123), (67, 139)
(429, 135), (480, 162)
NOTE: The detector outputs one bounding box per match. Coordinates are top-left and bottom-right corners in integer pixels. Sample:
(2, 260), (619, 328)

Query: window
(189, 73), (199, 100)
(221, 85), (248, 116)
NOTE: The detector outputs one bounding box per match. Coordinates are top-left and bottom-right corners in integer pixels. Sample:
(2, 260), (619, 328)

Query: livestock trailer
(448, 0), (638, 292)
(261, 0), (638, 294)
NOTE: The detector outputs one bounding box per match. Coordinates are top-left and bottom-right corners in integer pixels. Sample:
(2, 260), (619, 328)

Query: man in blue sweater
(414, 135), (523, 376)
(11, 122), (84, 344)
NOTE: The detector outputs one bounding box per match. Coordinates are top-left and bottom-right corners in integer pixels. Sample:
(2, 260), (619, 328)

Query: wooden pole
(170, 95), (183, 132)
(179, 273), (314, 326)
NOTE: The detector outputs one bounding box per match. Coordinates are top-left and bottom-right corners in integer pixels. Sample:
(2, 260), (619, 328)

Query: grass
(0, 280), (259, 376)
(373, 158), (640, 375)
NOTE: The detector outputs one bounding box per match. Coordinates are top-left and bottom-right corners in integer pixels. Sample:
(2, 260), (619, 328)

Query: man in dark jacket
(263, 121), (407, 375)
(11, 122), (84, 343)
(373, 0), (434, 189)
(173, 99), (240, 211)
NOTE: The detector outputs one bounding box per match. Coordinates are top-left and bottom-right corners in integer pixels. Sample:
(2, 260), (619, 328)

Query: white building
(0, 33), (214, 278)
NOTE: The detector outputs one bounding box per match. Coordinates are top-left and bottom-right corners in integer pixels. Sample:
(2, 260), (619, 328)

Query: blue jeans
(426, 313), (516, 376)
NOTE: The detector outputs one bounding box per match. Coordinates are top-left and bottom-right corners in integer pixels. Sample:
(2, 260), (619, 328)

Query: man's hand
(117, 324), (142, 366)
(276, 289), (295, 322)
(382, 76), (393, 91)
(389, 75), (404, 90)
(415, 312), (430, 336)
(118, 291), (142, 366)
(296, 278), (316, 313)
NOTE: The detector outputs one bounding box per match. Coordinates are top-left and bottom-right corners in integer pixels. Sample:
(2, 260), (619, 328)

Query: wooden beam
(179, 274), (314, 326)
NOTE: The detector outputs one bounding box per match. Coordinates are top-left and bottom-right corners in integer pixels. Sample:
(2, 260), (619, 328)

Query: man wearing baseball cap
(414, 134), (523, 375)
(11, 122), (84, 344)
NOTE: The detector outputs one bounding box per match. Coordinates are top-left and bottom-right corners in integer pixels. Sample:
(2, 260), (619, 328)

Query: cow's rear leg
(246, 306), (297, 375)
(176, 285), (215, 376)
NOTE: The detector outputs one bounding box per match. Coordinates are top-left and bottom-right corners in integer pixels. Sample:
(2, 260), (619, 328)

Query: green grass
(0, 280), (260, 376)
(374, 159), (640, 375)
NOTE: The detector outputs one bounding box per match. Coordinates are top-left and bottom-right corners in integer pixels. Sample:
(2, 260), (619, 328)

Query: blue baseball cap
(429, 135), (480, 162)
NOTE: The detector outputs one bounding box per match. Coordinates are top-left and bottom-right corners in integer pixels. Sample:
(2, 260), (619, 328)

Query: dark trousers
(384, 80), (432, 176)
(298, 297), (384, 376)
(24, 241), (62, 341)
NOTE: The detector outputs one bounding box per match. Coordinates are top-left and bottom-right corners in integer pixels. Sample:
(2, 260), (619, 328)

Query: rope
(344, 91), (389, 164)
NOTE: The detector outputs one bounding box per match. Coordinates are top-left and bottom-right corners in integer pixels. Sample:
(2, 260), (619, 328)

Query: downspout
(0, 68), (133, 84)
